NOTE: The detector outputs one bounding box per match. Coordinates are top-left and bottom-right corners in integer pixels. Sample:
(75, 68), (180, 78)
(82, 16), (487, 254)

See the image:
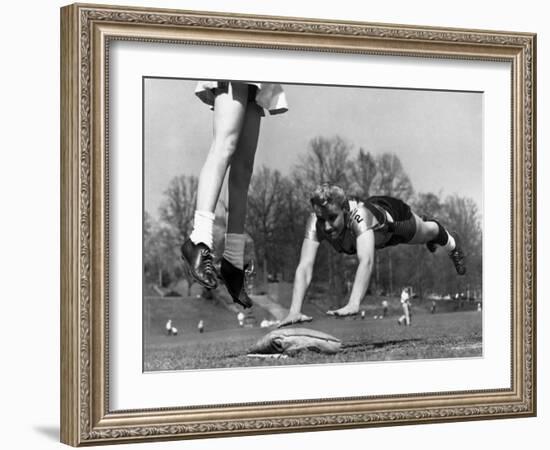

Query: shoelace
(243, 262), (256, 295)
(200, 249), (215, 274)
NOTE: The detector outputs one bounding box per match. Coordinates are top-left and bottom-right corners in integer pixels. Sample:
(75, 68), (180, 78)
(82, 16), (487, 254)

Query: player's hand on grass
(326, 304), (360, 317)
(278, 312), (313, 328)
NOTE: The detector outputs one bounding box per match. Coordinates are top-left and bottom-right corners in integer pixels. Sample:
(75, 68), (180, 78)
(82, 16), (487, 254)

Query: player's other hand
(278, 312), (313, 328)
(326, 305), (360, 317)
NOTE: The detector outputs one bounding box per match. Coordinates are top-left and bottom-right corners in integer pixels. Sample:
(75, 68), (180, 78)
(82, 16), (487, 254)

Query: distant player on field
(279, 183), (466, 327)
(381, 299), (389, 318)
(165, 319), (178, 336)
(397, 287), (412, 326)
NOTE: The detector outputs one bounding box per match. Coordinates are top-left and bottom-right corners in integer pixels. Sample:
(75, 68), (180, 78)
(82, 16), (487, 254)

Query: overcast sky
(144, 79), (482, 218)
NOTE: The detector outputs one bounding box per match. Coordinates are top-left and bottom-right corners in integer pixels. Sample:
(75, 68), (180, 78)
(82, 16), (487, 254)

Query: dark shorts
(367, 196), (417, 248)
(213, 81), (258, 103)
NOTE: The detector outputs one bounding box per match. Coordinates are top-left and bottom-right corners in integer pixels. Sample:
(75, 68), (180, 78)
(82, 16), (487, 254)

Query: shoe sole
(224, 284), (253, 308)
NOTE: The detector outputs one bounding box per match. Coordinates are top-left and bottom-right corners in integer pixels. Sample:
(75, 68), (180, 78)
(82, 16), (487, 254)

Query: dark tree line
(144, 135), (482, 303)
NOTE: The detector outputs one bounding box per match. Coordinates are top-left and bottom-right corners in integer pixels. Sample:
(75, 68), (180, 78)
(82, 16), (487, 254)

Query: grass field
(144, 291), (482, 371)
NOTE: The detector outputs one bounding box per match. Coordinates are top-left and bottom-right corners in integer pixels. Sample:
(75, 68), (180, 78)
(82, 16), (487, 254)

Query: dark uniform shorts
(367, 196), (417, 248)
(213, 81), (259, 103)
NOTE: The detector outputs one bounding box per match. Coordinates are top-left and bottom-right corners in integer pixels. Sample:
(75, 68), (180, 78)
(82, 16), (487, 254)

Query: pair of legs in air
(181, 82), (262, 308)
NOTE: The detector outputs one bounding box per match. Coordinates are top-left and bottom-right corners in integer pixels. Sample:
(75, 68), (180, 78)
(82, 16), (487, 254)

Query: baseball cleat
(448, 232), (466, 275)
(181, 239), (217, 289)
(219, 258), (253, 309)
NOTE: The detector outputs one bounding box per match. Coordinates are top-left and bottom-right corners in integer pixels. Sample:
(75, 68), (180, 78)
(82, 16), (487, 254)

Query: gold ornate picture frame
(60, 2), (536, 446)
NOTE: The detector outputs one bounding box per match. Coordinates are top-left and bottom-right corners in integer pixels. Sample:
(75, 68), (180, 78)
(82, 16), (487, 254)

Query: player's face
(315, 203), (345, 238)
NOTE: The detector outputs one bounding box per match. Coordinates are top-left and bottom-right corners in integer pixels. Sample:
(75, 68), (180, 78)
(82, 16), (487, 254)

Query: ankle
(443, 233), (456, 252)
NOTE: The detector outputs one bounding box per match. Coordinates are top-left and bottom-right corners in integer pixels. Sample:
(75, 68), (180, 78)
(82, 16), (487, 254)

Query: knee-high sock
(442, 233), (456, 252)
(431, 220), (456, 252)
(223, 233), (246, 270)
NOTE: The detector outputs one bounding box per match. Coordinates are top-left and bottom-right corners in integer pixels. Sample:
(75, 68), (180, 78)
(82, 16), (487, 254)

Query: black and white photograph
(54, 1), (538, 447)
(143, 78), (483, 371)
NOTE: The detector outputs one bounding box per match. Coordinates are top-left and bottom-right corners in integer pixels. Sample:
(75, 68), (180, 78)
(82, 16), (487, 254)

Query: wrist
(346, 297), (361, 308)
(289, 306), (302, 315)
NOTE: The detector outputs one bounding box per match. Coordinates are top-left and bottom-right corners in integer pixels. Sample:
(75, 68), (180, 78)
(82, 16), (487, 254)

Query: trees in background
(245, 167), (287, 285)
(143, 212), (182, 289)
(145, 175), (197, 293)
(159, 175), (198, 241)
(144, 136), (483, 305)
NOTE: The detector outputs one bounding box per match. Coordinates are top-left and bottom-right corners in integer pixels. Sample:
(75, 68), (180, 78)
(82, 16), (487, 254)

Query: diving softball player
(279, 183), (466, 327)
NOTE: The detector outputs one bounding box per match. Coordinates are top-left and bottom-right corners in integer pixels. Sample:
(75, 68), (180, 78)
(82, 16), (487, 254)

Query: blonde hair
(310, 183), (347, 209)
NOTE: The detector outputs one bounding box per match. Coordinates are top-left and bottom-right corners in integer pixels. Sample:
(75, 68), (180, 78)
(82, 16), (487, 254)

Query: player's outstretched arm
(327, 230), (375, 317)
(278, 239), (319, 328)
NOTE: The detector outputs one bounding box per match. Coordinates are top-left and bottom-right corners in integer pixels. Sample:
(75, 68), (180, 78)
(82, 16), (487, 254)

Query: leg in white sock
(189, 210), (215, 249)
(442, 233), (456, 252)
